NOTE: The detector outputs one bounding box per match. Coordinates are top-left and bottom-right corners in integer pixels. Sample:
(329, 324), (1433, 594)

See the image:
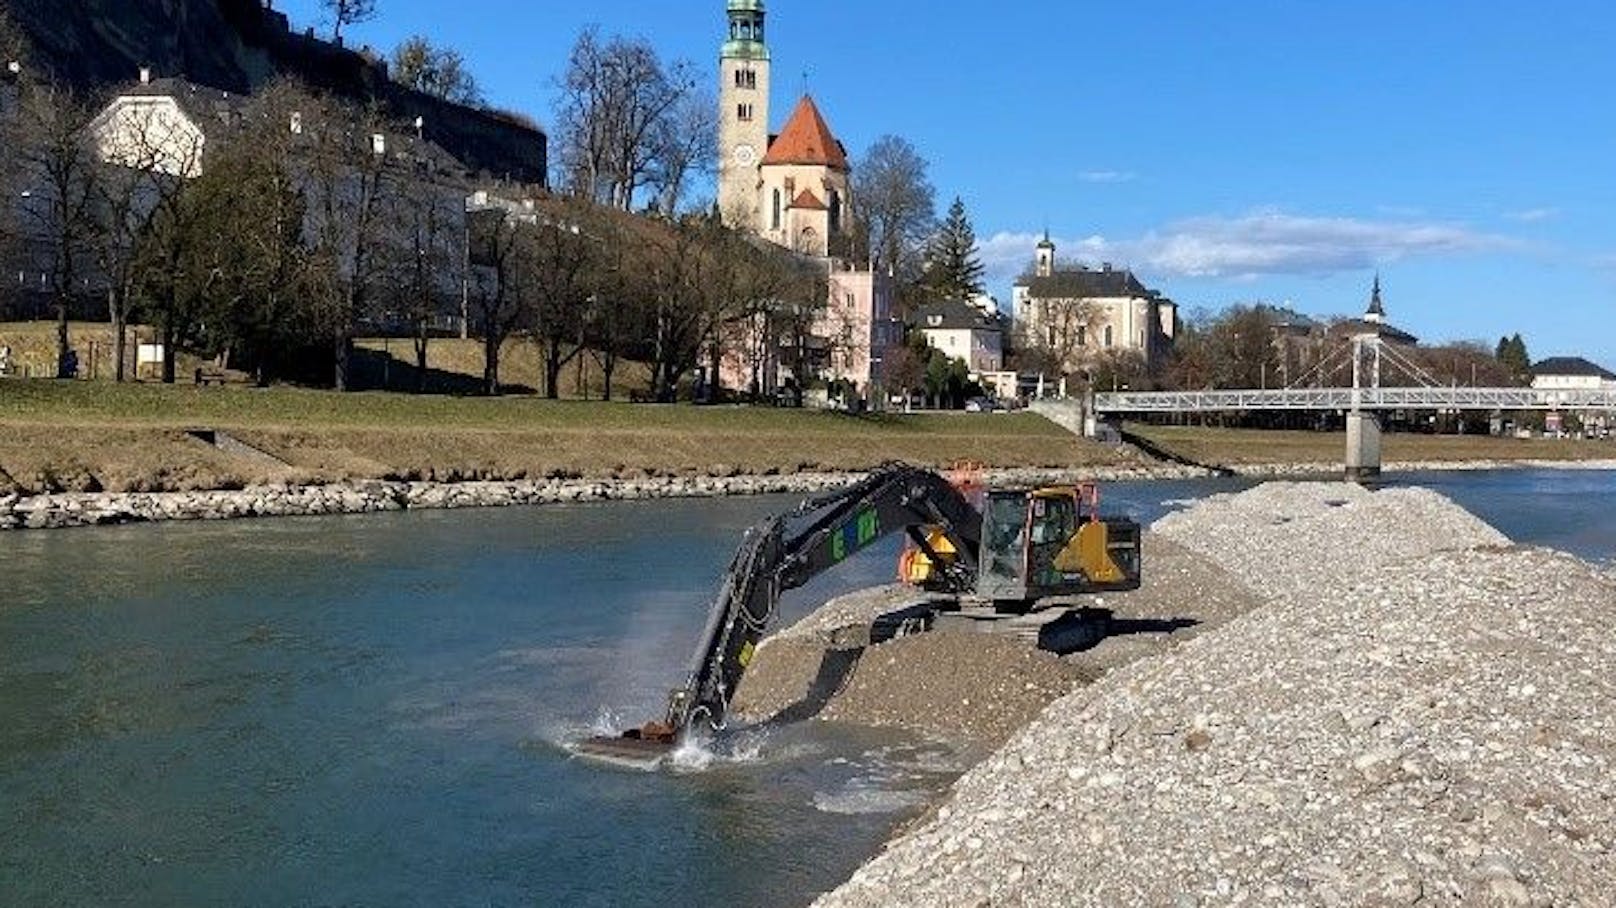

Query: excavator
(578, 464), (1142, 763)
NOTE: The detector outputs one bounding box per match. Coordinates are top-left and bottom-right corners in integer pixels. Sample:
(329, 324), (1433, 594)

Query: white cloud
(1077, 170), (1136, 184)
(982, 211), (1513, 285)
(1505, 207), (1560, 223)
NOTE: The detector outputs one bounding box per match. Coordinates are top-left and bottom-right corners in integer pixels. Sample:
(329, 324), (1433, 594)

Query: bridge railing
(1094, 387), (1616, 414)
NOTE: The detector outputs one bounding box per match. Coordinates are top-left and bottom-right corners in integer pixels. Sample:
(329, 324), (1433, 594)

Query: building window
(771, 189), (782, 229)
(828, 189), (841, 234)
(734, 69), (757, 90)
(1077, 326), (1087, 347)
(1104, 325), (1114, 348)
(737, 103), (754, 122)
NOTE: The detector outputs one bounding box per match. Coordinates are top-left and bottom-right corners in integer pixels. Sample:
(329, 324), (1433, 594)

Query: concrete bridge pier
(1345, 412), (1382, 481)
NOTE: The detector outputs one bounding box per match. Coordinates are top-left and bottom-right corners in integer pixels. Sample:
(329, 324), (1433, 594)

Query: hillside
(3, 0), (547, 183)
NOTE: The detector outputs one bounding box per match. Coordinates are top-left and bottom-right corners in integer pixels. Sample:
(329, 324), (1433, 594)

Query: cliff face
(3, 0), (274, 92)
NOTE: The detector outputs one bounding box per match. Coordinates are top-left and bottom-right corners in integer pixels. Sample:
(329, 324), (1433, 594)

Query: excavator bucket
(575, 721), (681, 767)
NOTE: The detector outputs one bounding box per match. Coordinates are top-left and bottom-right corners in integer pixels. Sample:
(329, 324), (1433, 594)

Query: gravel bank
(816, 483), (1616, 907)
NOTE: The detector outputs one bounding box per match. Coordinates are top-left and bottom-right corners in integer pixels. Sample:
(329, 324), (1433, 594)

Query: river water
(1, 469), (1611, 907)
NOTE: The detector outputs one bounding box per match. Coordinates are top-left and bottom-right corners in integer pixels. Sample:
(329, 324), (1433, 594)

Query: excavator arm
(586, 466), (981, 758)
(666, 465), (982, 733)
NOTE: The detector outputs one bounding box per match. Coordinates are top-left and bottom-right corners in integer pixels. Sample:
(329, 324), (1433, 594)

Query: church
(714, 0), (896, 402)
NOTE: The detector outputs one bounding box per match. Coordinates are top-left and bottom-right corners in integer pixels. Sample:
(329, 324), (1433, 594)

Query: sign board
(137, 344), (165, 365)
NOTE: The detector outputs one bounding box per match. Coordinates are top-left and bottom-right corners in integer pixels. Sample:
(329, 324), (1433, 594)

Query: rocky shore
(810, 483), (1616, 906)
(3, 457), (1610, 532)
(0, 464), (1219, 532)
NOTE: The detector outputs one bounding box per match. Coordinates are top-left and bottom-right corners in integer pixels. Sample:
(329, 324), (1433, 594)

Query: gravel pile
(816, 483), (1616, 907)
(735, 535), (1263, 747)
(735, 628), (1091, 746)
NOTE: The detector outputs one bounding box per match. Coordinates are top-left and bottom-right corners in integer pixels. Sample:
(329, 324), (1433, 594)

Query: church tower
(1036, 229), (1057, 277)
(718, 0), (771, 230)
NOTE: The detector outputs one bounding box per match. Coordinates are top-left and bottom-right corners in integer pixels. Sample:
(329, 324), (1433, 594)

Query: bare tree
(647, 88), (716, 217)
(585, 215), (646, 401)
(14, 85), (99, 378)
(324, 0), (377, 43)
(466, 199), (535, 395)
(526, 199), (606, 399)
(303, 96), (393, 391)
(1016, 296), (1098, 378)
(852, 135), (936, 277)
(391, 36), (482, 105)
(381, 179), (462, 391)
(635, 213), (719, 400)
(555, 28), (699, 211)
(202, 84), (321, 385)
(90, 101), (205, 381)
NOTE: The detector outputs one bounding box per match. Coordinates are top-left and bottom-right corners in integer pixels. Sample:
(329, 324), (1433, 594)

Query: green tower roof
(722, 0), (769, 61)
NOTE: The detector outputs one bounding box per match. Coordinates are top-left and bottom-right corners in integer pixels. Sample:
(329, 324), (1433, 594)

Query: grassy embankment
(0, 381), (1123, 495)
(1127, 423), (1615, 468)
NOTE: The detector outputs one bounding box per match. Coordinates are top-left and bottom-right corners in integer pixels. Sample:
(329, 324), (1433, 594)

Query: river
(0, 469), (1610, 907)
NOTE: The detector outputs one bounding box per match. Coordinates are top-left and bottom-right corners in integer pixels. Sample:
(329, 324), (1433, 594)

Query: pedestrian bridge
(1095, 386), (1616, 414)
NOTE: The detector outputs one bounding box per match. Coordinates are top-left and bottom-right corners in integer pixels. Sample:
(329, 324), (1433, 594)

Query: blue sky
(279, 0), (1616, 367)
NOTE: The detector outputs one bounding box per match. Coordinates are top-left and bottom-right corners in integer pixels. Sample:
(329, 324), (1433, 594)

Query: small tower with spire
(1364, 273), (1387, 325)
(1036, 229), (1056, 278)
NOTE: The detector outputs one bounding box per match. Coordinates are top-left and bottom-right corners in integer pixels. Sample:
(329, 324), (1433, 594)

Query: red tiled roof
(761, 95), (849, 170)
(790, 188), (827, 210)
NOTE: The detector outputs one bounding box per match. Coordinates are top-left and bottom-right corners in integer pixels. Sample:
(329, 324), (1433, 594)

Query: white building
(1532, 357), (1616, 436)
(1532, 357), (1616, 391)
(914, 299), (1005, 375)
(1010, 232), (1177, 374)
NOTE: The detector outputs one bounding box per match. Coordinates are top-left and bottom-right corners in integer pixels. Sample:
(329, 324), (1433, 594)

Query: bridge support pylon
(1345, 412), (1382, 482)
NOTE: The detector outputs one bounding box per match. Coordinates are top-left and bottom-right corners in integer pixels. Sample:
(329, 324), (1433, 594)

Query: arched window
(771, 189), (782, 230)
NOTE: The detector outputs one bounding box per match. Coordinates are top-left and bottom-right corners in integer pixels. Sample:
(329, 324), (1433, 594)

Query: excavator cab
(972, 485), (1141, 605)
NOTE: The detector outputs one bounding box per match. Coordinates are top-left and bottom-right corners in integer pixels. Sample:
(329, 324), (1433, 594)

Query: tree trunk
(544, 342), (559, 400)
(599, 350), (617, 401)
(107, 286), (129, 383)
(161, 319), (177, 384)
(333, 332), (352, 392)
(707, 340), (722, 404)
(414, 325), (429, 394)
(55, 298), (70, 379)
(483, 332), (501, 396)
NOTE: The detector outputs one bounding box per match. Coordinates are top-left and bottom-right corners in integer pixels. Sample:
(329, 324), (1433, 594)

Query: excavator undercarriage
(577, 464), (1142, 764)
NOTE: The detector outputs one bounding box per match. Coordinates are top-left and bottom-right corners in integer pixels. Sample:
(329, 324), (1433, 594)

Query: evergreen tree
(921, 196), (985, 301)
(1495, 333), (1532, 385)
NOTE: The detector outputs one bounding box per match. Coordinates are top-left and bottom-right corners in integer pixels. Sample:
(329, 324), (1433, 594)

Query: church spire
(1365, 273), (1386, 323)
